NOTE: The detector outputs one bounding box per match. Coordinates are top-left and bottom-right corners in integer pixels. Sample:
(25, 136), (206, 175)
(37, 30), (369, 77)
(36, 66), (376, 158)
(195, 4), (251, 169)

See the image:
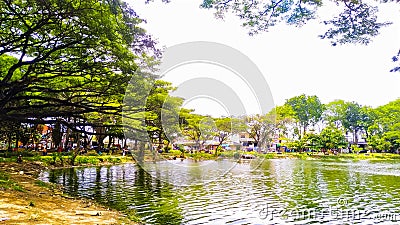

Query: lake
(38, 159), (400, 224)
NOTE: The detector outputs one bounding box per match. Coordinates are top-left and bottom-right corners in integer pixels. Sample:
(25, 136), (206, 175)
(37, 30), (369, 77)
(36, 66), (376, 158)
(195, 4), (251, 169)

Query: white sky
(129, 0), (400, 117)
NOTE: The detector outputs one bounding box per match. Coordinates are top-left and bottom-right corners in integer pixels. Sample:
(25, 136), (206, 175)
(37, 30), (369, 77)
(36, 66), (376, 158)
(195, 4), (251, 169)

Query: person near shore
(17, 155), (23, 163)
(42, 148), (47, 156)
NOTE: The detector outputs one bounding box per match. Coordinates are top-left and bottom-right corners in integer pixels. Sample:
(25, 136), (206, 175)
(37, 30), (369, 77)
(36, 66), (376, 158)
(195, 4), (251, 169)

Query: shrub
(169, 150), (181, 156)
(86, 151), (99, 156)
(75, 156), (99, 165)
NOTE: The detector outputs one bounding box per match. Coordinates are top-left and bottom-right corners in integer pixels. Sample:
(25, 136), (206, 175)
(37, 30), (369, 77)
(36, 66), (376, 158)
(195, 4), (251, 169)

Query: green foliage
(165, 150), (182, 157)
(187, 152), (216, 160)
(12, 185), (25, 192)
(51, 152), (65, 166)
(214, 145), (222, 156)
(319, 125), (347, 150)
(367, 99), (400, 152)
(0, 0), (159, 144)
(75, 156), (100, 165)
(285, 94), (324, 138)
(124, 209), (143, 223)
(163, 145), (171, 153)
(324, 100), (347, 128)
(0, 170), (10, 182)
(351, 144), (363, 153)
(0, 150), (37, 158)
(302, 132), (321, 150)
(342, 102), (363, 134)
(233, 152), (241, 159)
(213, 117), (233, 150)
(86, 151), (100, 156)
(180, 111), (214, 149)
(145, 80), (184, 144)
(178, 145), (185, 153)
(319, 2), (392, 45)
(34, 180), (55, 189)
(199, 0), (398, 72)
(246, 114), (275, 149)
(199, 1), (394, 51)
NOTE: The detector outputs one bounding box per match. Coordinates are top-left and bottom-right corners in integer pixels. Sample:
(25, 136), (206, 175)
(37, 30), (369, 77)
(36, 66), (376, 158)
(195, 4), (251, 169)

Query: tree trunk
(64, 123), (71, 150)
(354, 130), (358, 146)
(138, 142), (145, 164)
(15, 133), (19, 150)
(107, 136), (112, 148)
(8, 134), (12, 150)
(134, 139), (138, 151)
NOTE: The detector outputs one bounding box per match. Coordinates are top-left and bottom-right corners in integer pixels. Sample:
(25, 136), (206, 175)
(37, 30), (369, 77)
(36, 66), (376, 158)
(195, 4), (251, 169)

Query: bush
(75, 156), (99, 165)
(39, 156), (54, 166)
(86, 151), (99, 156)
(108, 157), (122, 164)
(169, 150), (181, 156)
(351, 145), (363, 153)
(187, 152), (216, 160)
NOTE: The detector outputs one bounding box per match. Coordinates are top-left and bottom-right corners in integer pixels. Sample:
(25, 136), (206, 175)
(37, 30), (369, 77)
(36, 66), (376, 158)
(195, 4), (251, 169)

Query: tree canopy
(0, 0), (158, 130)
(285, 94), (324, 138)
(199, 0), (399, 72)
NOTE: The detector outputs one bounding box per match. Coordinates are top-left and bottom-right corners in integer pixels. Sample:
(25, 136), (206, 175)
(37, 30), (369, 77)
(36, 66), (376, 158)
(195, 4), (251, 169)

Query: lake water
(39, 159), (400, 224)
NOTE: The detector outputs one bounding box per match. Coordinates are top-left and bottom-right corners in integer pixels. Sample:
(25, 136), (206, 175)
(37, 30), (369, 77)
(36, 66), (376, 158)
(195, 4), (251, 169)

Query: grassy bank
(0, 151), (135, 167)
(2, 150), (399, 168)
(253, 152), (400, 161)
(160, 150), (400, 161)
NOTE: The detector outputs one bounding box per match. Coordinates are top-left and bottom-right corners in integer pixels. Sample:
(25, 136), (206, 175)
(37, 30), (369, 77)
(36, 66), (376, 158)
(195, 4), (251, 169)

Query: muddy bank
(0, 162), (137, 224)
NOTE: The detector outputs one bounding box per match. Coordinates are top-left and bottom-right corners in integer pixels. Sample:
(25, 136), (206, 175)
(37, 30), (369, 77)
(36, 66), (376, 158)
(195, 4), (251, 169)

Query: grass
(159, 150), (400, 162)
(0, 153), (134, 166)
(0, 170), (24, 192)
(34, 180), (57, 189)
(260, 152), (400, 161)
(123, 209), (143, 223)
(3, 149), (400, 167)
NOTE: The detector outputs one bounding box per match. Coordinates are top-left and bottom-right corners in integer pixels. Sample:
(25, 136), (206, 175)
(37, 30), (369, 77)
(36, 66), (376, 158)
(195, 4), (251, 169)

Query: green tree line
(250, 94), (400, 153)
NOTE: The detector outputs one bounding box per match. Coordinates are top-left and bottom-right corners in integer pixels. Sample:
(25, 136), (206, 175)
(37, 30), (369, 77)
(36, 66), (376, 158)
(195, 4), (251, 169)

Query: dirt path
(0, 162), (136, 225)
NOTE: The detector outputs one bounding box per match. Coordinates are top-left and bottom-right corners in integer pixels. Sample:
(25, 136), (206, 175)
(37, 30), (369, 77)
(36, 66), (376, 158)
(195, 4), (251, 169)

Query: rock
(92, 212), (102, 216)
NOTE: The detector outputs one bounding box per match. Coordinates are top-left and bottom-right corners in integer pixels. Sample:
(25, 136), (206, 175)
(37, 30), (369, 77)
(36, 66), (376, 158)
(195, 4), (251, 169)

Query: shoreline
(1, 152), (399, 224)
(0, 161), (139, 224)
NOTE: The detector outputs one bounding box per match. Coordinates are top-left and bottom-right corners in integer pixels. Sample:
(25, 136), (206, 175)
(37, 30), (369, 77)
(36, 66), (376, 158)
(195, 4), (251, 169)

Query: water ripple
(38, 159), (400, 225)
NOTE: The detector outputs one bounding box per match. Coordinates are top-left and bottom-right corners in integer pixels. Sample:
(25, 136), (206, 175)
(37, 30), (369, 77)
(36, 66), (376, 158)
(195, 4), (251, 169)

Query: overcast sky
(129, 0), (400, 117)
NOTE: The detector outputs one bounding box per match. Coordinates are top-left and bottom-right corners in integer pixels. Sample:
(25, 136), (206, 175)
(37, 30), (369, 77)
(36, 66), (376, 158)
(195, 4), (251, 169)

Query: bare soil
(0, 162), (136, 225)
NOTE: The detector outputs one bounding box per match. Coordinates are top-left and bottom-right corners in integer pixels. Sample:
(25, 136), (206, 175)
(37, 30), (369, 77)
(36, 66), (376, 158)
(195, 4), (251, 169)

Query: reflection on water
(39, 159), (400, 224)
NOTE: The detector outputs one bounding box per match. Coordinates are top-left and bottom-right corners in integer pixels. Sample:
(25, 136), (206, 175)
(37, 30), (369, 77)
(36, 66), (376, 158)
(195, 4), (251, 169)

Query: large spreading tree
(0, 0), (159, 132)
(285, 94), (324, 138)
